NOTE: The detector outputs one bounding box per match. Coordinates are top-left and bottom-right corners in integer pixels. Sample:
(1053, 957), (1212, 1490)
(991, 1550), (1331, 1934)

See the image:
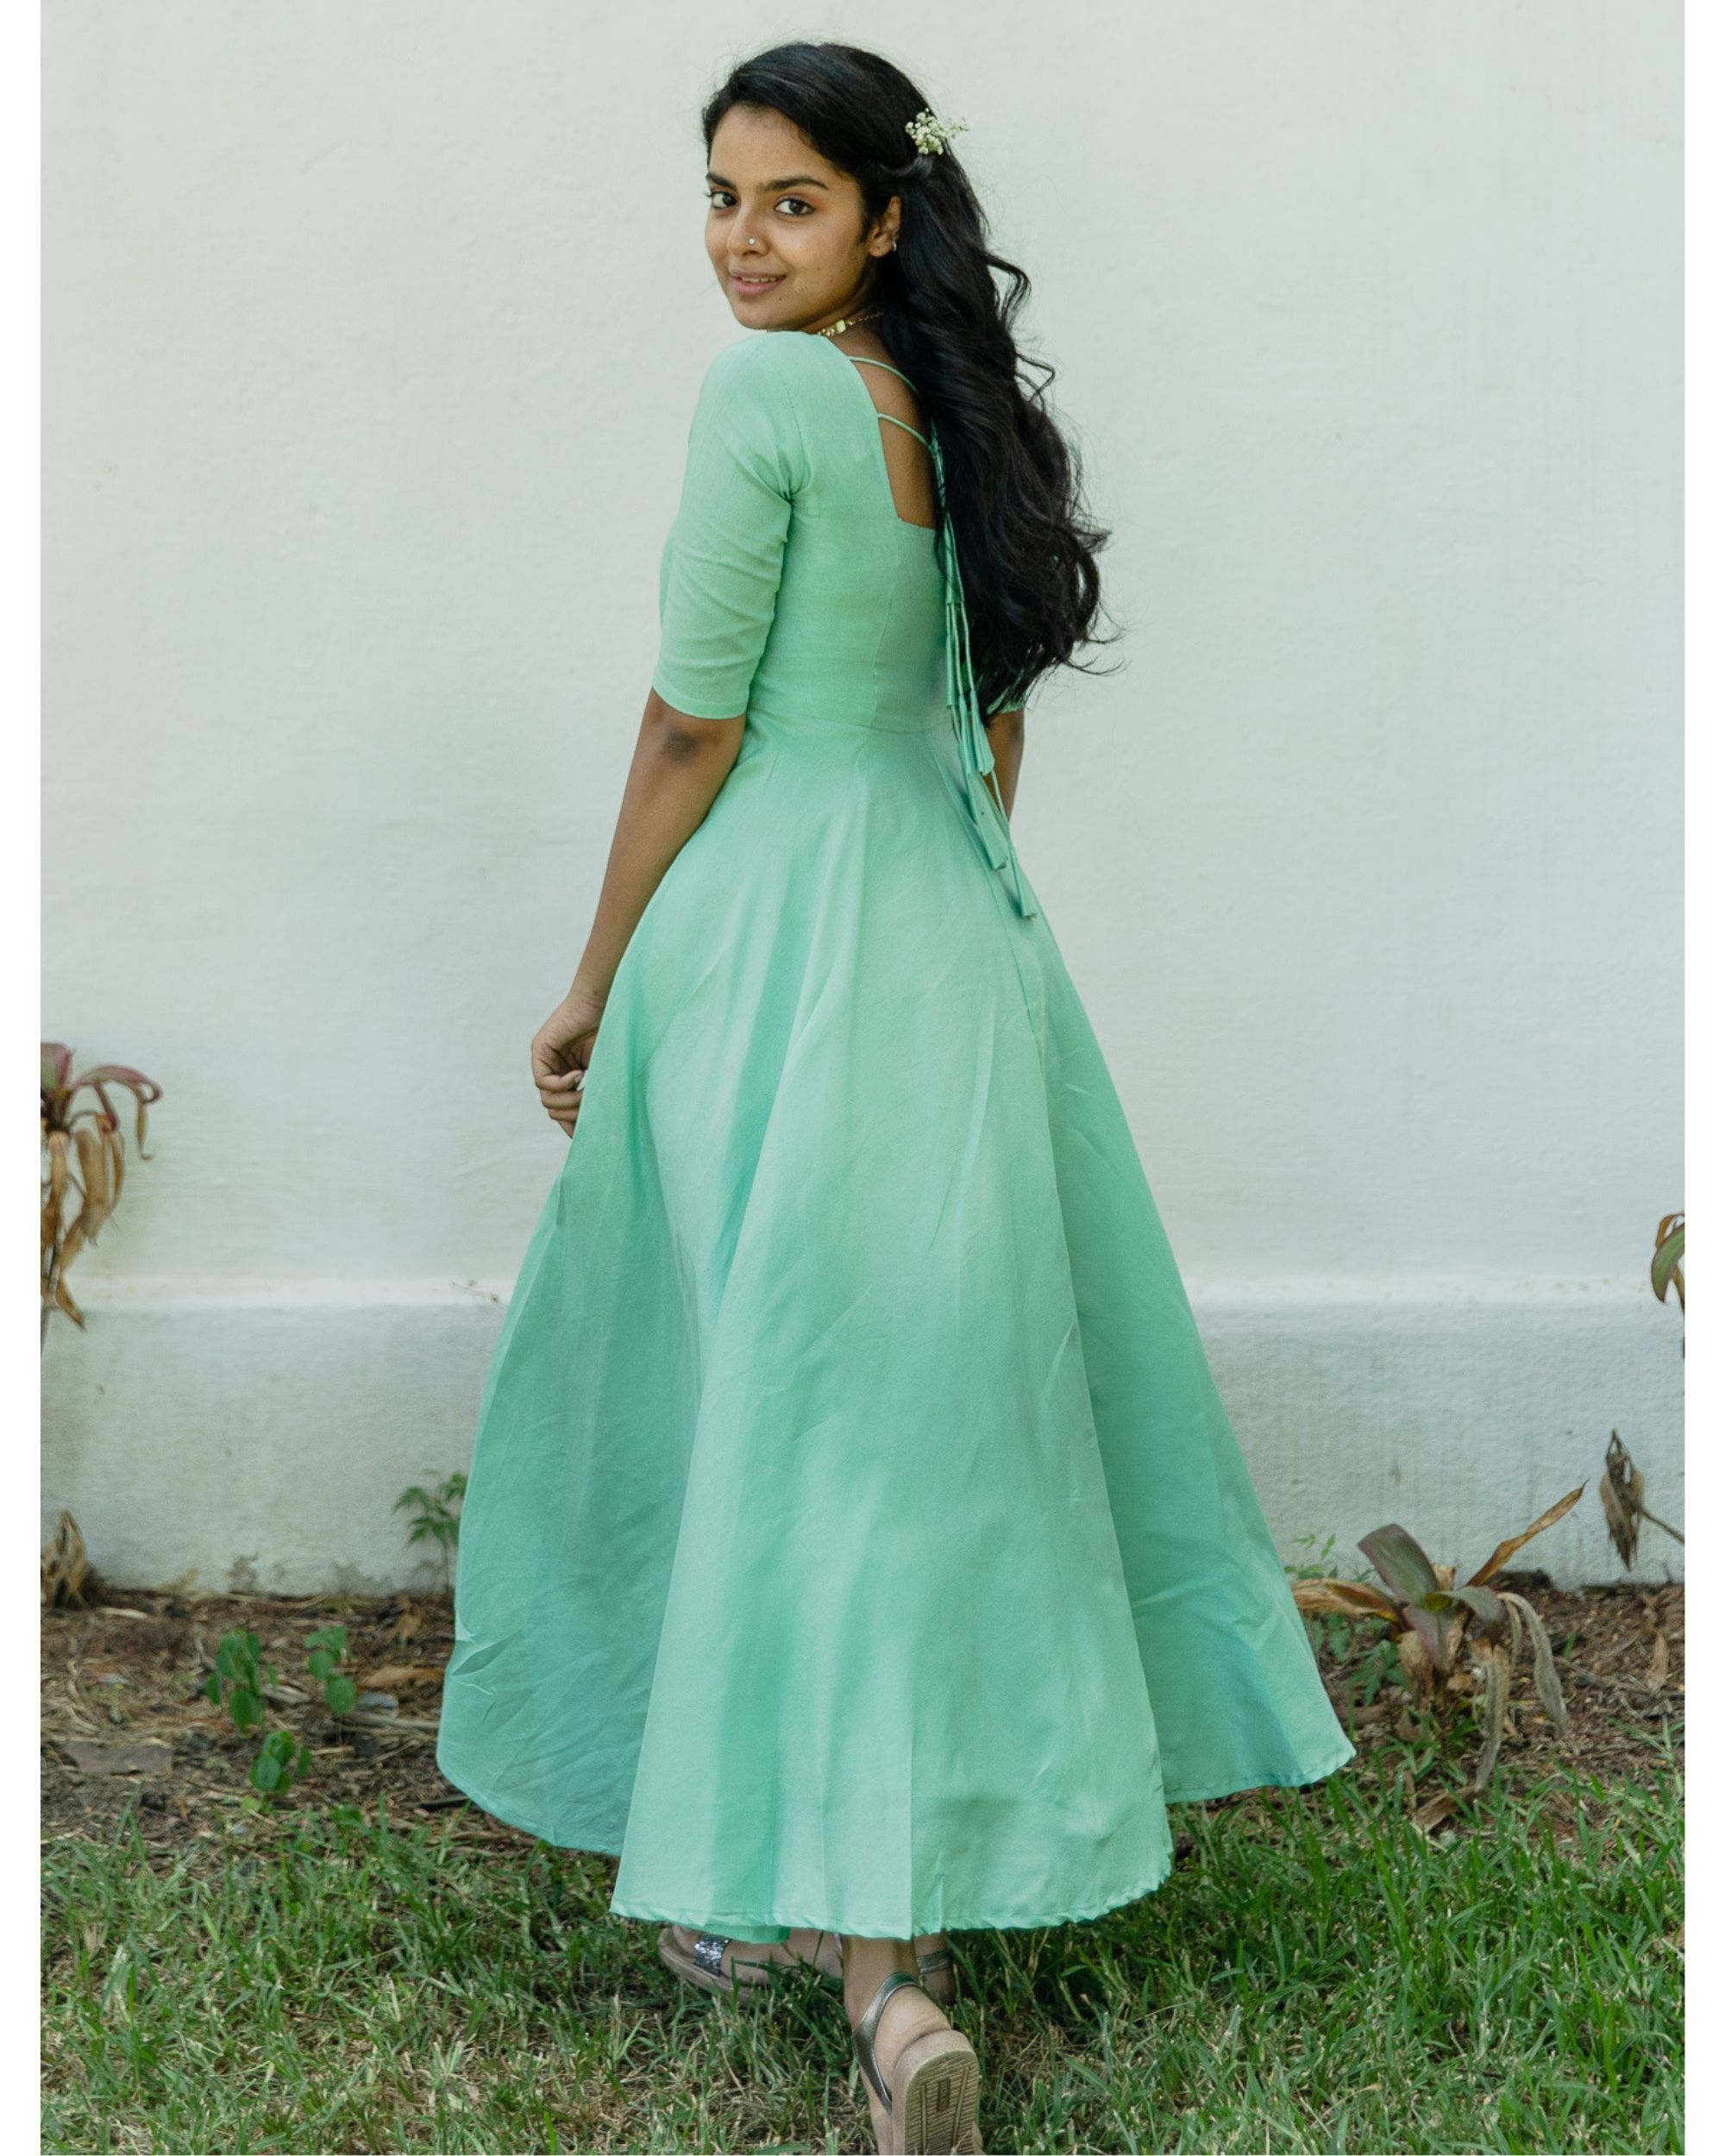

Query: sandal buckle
(692, 1932), (730, 1978)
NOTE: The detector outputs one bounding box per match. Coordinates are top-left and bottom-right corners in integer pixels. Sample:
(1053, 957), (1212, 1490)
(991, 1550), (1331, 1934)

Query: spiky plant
(41, 1044), (160, 1345)
(1291, 1486), (1584, 1791)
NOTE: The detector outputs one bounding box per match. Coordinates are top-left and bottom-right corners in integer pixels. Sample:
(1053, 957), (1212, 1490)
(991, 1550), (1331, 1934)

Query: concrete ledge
(1184, 1275), (1683, 1591)
(41, 1275), (1683, 1595)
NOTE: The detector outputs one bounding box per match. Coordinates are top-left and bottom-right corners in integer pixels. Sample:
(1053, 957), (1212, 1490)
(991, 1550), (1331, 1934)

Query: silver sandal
(656, 1923), (843, 1993)
(914, 1942), (957, 2006)
(657, 1924), (958, 2004)
(850, 1967), (979, 2155)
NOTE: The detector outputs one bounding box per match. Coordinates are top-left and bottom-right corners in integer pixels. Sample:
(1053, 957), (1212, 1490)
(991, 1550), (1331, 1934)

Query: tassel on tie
(931, 435), (1037, 921)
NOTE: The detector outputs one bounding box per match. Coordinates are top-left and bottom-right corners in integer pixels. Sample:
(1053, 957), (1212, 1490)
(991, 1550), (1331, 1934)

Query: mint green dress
(436, 329), (1352, 1942)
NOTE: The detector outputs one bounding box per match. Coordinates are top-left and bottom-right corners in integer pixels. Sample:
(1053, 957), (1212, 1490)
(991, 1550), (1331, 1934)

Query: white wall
(43, 2), (1683, 1592)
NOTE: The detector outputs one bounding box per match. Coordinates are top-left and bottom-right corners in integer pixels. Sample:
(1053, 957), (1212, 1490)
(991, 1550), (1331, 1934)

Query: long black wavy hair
(700, 42), (1118, 722)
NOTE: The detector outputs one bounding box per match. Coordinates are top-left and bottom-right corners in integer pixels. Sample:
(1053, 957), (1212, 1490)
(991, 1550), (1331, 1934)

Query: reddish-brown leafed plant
(1291, 1485), (1584, 1791)
(41, 1043), (160, 1345)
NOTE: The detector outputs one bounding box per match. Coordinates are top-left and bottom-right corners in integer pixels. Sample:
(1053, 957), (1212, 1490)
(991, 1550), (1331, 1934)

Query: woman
(437, 41), (1352, 2155)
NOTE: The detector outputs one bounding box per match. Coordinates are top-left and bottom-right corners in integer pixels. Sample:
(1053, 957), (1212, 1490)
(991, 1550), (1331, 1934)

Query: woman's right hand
(530, 987), (608, 1138)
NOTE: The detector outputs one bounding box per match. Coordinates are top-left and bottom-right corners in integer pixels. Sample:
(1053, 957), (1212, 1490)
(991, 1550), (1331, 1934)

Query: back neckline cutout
(806, 334), (939, 536)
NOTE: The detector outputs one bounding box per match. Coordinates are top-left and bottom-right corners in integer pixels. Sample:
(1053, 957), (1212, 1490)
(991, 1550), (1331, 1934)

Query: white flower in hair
(906, 110), (969, 156)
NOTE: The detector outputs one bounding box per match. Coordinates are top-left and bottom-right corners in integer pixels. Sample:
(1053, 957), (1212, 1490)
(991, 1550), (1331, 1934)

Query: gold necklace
(810, 306), (888, 339)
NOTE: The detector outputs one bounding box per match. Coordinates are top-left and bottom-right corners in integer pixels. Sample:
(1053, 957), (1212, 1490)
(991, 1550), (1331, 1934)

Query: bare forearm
(984, 709), (1025, 819)
(568, 694), (744, 1002)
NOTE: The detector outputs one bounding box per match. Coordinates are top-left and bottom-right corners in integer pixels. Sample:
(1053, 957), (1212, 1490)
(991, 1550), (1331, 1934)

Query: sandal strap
(691, 1932), (731, 1978)
(916, 1945), (954, 1975)
(852, 1967), (921, 2115)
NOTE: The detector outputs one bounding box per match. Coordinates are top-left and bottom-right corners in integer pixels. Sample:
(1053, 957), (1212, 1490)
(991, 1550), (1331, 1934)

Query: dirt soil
(42, 1572), (1683, 1858)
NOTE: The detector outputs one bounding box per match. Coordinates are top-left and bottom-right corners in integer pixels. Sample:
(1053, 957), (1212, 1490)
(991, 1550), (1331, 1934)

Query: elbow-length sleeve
(650, 341), (807, 720)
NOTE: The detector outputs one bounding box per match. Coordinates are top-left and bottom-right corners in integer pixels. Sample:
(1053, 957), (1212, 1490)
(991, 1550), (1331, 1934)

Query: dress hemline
(604, 1858), (1176, 1942)
(435, 1731), (1358, 1939)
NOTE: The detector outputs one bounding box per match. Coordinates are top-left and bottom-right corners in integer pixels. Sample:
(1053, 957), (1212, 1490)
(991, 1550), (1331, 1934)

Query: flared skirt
(436, 711), (1352, 1940)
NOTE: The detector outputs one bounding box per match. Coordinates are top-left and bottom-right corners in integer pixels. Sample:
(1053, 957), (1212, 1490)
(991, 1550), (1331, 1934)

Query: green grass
(42, 1757), (1682, 2154)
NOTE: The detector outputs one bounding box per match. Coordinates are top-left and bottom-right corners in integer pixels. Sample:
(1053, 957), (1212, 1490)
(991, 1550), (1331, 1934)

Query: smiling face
(704, 103), (900, 335)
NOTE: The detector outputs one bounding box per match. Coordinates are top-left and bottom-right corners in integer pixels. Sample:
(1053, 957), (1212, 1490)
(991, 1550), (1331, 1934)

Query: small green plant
(395, 1472), (467, 1589)
(249, 1727), (311, 1798)
(1285, 1533), (1359, 1664)
(305, 1623), (358, 1717)
(203, 1627), (270, 1733)
(1284, 1530), (1341, 1581)
(203, 1628), (311, 1799)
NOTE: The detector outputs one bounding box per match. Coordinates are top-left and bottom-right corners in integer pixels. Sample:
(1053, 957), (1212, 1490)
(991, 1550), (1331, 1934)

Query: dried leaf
(1397, 1626), (1437, 1695)
(1502, 1592), (1526, 1670)
(105, 1126), (128, 1207)
(1649, 1631), (1670, 1690)
(1600, 1432), (1684, 1559)
(1471, 1644), (1511, 1791)
(1410, 1790), (1461, 1836)
(1599, 1434), (1644, 1568)
(72, 1066), (160, 1159)
(45, 1128), (71, 1210)
(1465, 1486), (1585, 1587)
(72, 1125), (110, 1231)
(1501, 1592), (1568, 1737)
(1596, 1475), (1639, 1561)
(361, 1663), (445, 1690)
(41, 1512), (91, 1608)
(1290, 1579), (1401, 1620)
(73, 1062), (162, 1097)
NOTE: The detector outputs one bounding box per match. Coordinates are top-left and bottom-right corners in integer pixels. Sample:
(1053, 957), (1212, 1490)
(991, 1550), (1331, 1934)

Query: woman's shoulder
(694, 331), (835, 417)
(685, 335), (828, 487)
